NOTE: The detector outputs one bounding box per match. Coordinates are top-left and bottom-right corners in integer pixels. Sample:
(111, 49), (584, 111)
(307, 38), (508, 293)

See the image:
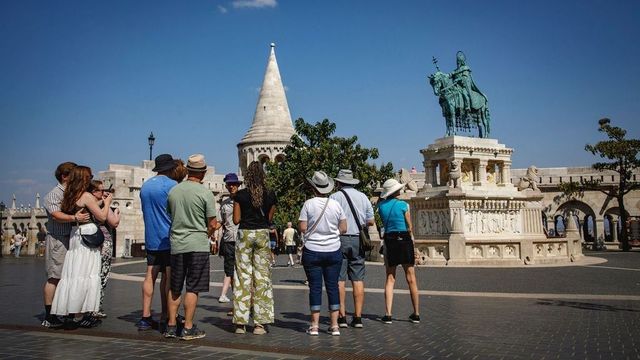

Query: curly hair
(245, 161), (266, 208)
(168, 159), (187, 183)
(61, 166), (92, 213)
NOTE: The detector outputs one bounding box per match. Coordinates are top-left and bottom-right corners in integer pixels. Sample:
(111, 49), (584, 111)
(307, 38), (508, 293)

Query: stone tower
(237, 43), (295, 175)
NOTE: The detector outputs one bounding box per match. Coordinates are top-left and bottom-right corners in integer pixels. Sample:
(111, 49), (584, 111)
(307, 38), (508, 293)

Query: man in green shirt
(165, 154), (217, 340)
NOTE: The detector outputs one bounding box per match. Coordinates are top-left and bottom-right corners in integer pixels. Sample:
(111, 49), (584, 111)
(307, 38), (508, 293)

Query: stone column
(500, 161), (512, 185)
(478, 160), (488, 185)
(595, 217), (605, 242)
(611, 219), (619, 242)
(424, 162), (434, 187)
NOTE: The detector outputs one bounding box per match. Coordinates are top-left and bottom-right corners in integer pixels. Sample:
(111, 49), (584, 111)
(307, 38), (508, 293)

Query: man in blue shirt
(137, 154), (178, 331)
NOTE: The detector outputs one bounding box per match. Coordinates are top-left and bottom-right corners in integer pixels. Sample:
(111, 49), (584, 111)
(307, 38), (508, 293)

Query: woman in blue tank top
(377, 179), (420, 325)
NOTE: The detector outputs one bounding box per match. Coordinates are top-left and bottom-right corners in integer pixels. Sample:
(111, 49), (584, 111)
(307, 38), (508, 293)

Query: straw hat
(186, 154), (208, 172)
(380, 178), (405, 199)
(307, 171), (334, 194)
(334, 169), (360, 185)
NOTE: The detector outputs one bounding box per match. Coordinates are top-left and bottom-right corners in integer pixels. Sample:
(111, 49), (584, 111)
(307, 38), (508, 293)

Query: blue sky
(1, 0), (639, 206)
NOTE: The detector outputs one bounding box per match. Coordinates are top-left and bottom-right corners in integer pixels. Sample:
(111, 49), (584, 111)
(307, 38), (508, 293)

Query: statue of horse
(428, 52), (491, 138)
(429, 71), (490, 138)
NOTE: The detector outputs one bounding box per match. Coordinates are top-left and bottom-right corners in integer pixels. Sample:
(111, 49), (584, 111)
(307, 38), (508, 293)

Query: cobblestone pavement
(0, 250), (639, 359)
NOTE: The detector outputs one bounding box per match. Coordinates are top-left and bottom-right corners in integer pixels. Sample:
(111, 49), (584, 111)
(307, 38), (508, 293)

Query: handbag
(339, 190), (373, 252)
(79, 223), (105, 248)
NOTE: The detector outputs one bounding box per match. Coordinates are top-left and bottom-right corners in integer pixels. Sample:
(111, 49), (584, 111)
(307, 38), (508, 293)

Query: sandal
(306, 324), (319, 336)
(327, 325), (340, 336)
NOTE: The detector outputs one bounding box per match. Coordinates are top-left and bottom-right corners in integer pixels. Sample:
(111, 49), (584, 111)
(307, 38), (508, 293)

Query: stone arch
(258, 154), (270, 164)
(555, 200), (597, 241)
(274, 154), (285, 163)
(541, 212), (549, 233)
(603, 207), (629, 242)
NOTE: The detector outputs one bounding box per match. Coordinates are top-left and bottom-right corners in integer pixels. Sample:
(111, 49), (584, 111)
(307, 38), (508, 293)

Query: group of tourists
(299, 170), (421, 335)
(39, 155), (421, 340)
(41, 162), (121, 329)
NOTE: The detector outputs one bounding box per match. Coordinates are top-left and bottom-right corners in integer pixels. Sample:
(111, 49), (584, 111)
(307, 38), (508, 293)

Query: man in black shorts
(165, 154), (217, 340)
(138, 154), (178, 331)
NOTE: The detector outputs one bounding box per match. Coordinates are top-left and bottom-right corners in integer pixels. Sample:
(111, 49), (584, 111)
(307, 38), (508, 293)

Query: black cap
(152, 154), (177, 172)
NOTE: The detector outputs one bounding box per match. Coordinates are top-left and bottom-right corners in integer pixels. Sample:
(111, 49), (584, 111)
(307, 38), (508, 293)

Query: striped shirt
(44, 184), (72, 236)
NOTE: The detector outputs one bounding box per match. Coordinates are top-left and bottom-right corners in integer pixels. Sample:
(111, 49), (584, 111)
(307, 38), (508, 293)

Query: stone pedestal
(410, 136), (579, 265)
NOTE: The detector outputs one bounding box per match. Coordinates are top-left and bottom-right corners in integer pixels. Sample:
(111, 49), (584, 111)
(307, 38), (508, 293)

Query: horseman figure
(428, 52), (492, 138)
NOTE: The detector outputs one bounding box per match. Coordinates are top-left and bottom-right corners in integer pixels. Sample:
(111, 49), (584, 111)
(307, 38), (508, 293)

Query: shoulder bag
(339, 190), (373, 252)
(80, 222), (105, 248)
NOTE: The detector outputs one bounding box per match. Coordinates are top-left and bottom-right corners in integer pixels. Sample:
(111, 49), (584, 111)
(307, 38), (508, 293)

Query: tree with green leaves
(265, 118), (394, 228)
(560, 118), (640, 251)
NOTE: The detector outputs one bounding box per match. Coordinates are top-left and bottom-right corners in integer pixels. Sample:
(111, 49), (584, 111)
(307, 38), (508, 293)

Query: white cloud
(232, 0), (277, 9)
(218, 5), (228, 13)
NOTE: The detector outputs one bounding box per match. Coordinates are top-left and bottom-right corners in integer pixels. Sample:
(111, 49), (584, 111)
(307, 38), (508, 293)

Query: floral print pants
(233, 229), (274, 325)
(99, 227), (113, 312)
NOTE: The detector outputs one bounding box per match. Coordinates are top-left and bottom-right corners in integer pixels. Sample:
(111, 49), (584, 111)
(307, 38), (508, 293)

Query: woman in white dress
(51, 166), (112, 327)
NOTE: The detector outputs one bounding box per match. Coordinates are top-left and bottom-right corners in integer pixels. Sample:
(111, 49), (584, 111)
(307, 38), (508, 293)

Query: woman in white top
(299, 171), (347, 336)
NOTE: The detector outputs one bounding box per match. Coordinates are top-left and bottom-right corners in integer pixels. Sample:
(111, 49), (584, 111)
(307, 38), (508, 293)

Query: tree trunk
(618, 195), (630, 251)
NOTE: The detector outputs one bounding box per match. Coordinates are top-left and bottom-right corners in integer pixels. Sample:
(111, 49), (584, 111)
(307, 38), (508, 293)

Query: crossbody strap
(305, 197), (329, 237)
(339, 189), (363, 232)
(380, 199), (399, 231)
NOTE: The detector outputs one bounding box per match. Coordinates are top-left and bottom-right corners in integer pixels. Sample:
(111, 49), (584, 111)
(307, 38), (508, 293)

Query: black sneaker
(350, 317), (363, 328)
(409, 313), (421, 324)
(164, 325), (178, 338)
(41, 316), (64, 329)
(77, 315), (102, 328)
(381, 315), (392, 324)
(136, 317), (155, 331)
(181, 325), (206, 340)
(337, 315), (348, 328)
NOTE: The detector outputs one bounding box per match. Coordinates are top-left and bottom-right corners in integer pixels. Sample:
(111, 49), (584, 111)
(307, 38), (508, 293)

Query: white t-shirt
(299, 197), (345, 252)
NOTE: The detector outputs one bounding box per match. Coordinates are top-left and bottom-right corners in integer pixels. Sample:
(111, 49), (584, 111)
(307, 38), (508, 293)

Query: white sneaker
(218, 294), (230, 303)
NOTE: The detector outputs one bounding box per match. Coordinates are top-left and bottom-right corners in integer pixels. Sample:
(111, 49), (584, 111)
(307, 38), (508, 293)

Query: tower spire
(237, 43), (296, 174)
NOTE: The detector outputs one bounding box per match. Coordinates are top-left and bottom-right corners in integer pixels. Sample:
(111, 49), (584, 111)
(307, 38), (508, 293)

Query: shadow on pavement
(536, 299), (640, 312)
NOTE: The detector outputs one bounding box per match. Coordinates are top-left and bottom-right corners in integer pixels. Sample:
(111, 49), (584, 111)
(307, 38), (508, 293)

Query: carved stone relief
(464, 210), (521, 234)
(416, 209), (451, 235)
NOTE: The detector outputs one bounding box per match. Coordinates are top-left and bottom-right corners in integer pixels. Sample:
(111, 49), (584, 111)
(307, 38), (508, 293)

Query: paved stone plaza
(0, 251), (639, 359)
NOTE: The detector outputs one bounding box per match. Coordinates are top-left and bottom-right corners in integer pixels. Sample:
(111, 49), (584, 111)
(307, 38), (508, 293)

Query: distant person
(330, 169), (374, 329)
(37, 229), (46, 257)
(51, 165), (112, 328)
(215, 173), (242, 305)
(378, 179), (420, 325)
(138, 154), (178, 331)
(269, 224), (279, 266)
(41, 162), (90, 328)
(88, 180), (121, 318)
(12, 232), (25, 258)
(232, 161), (277, 335)
(299, 171), (347, 336)
(165, 154), (217, 340)
(282, 222), (297, 267)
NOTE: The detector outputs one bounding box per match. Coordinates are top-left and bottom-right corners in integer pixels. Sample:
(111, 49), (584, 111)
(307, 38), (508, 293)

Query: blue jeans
(14, 244), (22, 258)
(302, 247), (342, 312)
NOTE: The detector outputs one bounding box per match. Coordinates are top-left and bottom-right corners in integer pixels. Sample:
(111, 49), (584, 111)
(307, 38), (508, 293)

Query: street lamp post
(0, 201), (5, 258)
(148, 132), (155, 161)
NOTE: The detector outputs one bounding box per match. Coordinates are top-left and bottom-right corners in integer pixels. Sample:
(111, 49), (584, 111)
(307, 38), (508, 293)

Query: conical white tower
(237, 43), (295, 174)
